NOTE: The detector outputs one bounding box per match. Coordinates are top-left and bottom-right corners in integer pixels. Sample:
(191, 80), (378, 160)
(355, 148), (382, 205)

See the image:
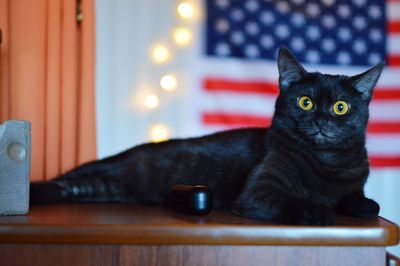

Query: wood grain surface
(0, 244), (385, 266)
(0, 203), (398, 246)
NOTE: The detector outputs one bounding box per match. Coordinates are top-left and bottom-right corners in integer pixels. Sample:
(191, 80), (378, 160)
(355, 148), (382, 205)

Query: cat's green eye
(298, 96), (313, 111)
(333, 100), (349, 115)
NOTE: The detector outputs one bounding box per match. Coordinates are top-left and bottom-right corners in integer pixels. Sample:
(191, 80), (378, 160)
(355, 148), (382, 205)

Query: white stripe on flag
(389, 35), (400, 55)
(202, 92), (275, 116)
(201, 57), (278, 81)
(388, 2), (400, 22)
(370, 101), (400, 121)
(367, 134), (400, 156)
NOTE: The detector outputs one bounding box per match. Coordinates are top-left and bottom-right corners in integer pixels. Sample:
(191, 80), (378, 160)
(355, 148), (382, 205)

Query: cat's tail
(30, 181), (70, 204)
(30, 160), (128, 204)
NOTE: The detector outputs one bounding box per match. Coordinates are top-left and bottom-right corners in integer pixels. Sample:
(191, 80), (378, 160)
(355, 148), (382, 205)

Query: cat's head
(273, 47), (384, 148)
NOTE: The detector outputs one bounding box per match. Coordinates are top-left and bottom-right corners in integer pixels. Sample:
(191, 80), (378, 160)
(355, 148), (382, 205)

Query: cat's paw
(336, 196), (380, 218)
(232, 196), (336, 225)
(288, 202), (336, 226)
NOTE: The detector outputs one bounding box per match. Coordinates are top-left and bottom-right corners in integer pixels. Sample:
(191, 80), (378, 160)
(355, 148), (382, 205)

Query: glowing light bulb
(177, 2), (194, 19)
(160, 74), (178, 92)
(173, 27), (192, 46)
(145, 94), (159, 109)
(150, 124), (170, 142)
(151, 44), (171, 64)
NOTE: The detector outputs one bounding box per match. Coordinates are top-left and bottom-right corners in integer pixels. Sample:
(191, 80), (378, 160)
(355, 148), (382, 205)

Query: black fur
(30, 47), (383, 225)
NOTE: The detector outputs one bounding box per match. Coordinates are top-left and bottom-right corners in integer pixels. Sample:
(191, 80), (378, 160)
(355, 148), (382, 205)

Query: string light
(150, 124), (170, 142)
(177, 2), (194, 19)
(173, 27), (192, 46)
(145, 94), (160, 109)
(160, 74), (178, 92)
(150, 44), (171, 64)
(145, 3), (195, 143)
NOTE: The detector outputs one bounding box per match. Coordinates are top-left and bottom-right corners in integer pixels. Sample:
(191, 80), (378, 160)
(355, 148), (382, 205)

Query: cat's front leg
(335, 190), (380, 218)
(232, 185), (336, 225)
(232, 152), (337, 225)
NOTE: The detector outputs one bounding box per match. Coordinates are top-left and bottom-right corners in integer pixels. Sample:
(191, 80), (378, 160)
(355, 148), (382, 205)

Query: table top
(0, 204), (398, 246)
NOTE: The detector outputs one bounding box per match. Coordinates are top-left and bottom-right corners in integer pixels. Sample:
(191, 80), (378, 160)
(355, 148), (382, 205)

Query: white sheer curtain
(95, 0), (399, 256)
(95, 0), (199, 158)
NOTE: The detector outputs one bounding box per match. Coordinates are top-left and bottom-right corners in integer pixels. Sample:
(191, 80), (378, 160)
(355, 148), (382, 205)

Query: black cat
(31, 47), (383, 225)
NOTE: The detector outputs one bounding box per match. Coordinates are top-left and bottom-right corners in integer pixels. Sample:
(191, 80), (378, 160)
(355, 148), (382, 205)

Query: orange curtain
(0, 0), (97, 181)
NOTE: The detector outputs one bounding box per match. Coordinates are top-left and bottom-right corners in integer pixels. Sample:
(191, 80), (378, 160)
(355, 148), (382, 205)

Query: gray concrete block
(0, 120), (31, 215)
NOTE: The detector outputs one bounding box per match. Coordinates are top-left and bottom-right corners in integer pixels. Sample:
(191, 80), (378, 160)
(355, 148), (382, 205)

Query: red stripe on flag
(388, 22), (400, 33)
(368, 122), (400, 133)
(369, 156), (400, 167)
(387, 55), (400, 66)
(203, 78), (400, 100)
(373, 89), (400, 100)
(203, 78), (279, 95)
(202, 113), (400, 134)
(202, 113), (272, 127)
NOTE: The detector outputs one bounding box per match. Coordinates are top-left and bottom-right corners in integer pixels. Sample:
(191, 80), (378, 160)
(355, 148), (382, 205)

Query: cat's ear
(351, 63), (384, 102)
(277, 47), (307, 90)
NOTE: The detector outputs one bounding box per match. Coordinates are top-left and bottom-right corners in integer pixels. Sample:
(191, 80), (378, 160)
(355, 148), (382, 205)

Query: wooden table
(0, 204), (398, 266)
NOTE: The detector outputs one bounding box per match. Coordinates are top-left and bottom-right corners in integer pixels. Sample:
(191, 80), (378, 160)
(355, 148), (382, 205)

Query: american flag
(193, 0), (400, 167)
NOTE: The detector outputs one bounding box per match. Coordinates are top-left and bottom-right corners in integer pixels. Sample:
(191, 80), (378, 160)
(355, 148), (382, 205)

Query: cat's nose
(313, 120), (328, 131)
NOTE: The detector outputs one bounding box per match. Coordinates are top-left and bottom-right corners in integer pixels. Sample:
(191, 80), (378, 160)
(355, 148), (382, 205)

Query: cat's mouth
(308, 122), (336, 141)
(304, 123), (336, 142)
(311, 131), (334, 138)
(310, 130), (336, 144)
(297, 122), (339, 145)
